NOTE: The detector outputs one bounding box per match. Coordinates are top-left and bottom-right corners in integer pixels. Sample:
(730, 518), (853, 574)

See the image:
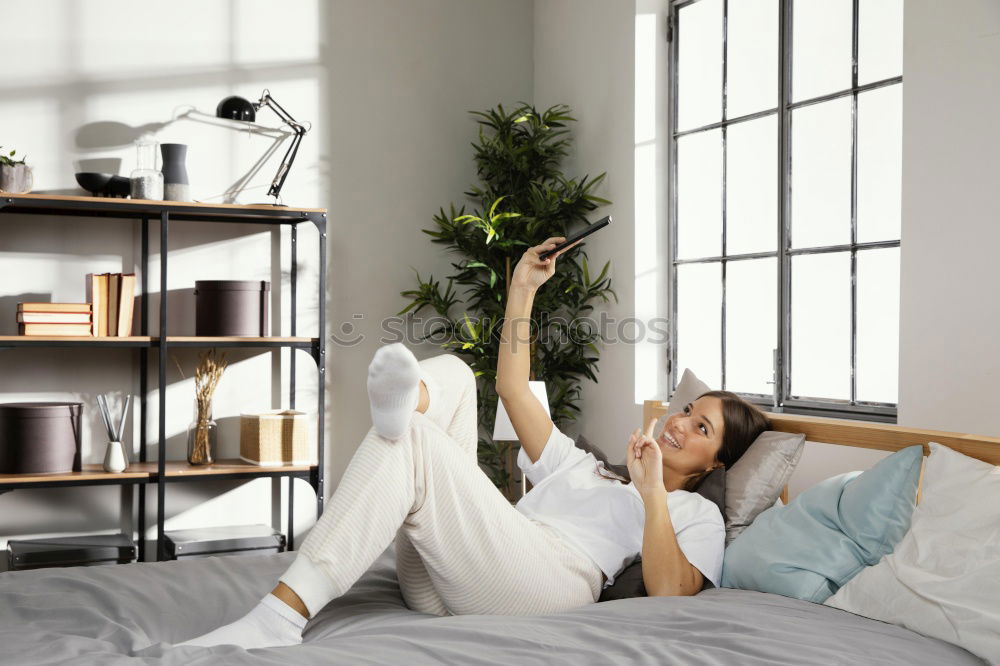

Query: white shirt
(515, 424), (725, 589)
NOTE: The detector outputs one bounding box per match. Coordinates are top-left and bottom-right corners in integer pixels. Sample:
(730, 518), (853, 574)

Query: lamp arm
(268, 132), (304, 199)
(254, 90), (309, 201)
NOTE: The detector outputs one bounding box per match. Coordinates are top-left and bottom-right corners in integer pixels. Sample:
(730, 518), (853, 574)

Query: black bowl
(75, 172), (113, 195)
(106, 175), (131, 198)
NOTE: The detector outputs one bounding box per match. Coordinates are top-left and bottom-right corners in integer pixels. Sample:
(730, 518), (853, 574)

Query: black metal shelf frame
(0, 195), (327, 562)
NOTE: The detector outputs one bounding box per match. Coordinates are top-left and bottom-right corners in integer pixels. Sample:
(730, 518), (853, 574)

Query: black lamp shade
(217, 96), (256, 122)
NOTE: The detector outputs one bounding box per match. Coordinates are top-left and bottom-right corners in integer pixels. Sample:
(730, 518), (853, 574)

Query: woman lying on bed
(177, 237), (770, 650)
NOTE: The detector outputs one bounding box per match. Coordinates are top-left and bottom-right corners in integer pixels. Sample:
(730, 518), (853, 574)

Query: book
(85, 273), (109, 337)
(17, 303), (92, 314)
(117, 274), (136, 337)
(17, 312), (92, 324)
(107, 274), (121, 337)
(18, 322), (94, 336)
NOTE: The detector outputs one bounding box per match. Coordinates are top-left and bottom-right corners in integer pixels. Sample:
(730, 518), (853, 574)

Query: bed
(0, 409), (991, 665)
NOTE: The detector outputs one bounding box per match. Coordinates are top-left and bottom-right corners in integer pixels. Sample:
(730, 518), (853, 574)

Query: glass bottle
(186, 404), (217, 465)
(130, 138), (164, 200)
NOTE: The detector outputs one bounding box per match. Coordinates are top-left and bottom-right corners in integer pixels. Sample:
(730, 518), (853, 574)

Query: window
(668, 0), (902, 418)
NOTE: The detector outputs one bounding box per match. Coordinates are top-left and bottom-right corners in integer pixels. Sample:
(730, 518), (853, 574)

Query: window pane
(726, 115), (778, 255)
(857, 248), (899, 403)
(727, 0), (778, 118)
(792, 0), (852, 102)
(791, 98), (851, 248)
(677, 129), (722, 259)
(677, 0), (723, 131)
(677, 262), (722, 389)
(857, 84), (902, 243)
(858, 0), (903, 84)
(725, 258), (777, 395)
(791, 252), (850, 400)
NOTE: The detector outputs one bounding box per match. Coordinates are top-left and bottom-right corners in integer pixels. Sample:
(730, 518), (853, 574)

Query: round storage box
(0, 402), (82, 474)
(194, 280), (270, 337)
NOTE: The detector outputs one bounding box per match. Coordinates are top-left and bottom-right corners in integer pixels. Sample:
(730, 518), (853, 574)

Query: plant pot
(0, 164), (33, 194)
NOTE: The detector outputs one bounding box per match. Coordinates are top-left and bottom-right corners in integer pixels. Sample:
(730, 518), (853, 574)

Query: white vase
(103, 440), (128, 473)
(0, 164), (33, 193)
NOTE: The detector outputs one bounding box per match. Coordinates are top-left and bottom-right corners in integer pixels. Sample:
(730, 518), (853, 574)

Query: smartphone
(538, 216), (612, 260)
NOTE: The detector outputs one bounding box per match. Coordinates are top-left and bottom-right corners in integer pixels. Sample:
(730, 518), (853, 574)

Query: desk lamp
(216, 89), (308, 206)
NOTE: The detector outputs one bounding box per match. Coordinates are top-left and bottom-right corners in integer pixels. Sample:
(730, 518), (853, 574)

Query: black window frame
(667, 0), (903, 422)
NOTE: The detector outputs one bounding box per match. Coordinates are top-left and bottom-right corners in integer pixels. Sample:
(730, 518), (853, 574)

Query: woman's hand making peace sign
(627, 419), (665, 499)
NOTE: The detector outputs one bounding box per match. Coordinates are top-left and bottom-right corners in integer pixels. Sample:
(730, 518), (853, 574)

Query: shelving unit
(0, 193), (327, 563)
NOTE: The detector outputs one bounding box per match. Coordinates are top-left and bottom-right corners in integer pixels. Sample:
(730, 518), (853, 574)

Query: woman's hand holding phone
(510, 236), (583, 292)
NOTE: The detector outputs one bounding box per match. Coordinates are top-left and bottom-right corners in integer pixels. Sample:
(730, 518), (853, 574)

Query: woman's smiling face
(656, 396), (725, 477)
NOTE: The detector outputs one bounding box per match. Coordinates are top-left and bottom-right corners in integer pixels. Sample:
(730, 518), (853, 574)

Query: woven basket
(239, 410), (312, 466)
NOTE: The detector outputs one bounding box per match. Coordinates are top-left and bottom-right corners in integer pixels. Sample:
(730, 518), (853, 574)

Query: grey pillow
(656, 368), (806, 546)
(725, 430), (805, 544)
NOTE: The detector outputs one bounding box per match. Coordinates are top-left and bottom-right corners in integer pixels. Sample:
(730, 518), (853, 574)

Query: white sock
(367, 343), (422, 439)
(175, 593), (307, 649)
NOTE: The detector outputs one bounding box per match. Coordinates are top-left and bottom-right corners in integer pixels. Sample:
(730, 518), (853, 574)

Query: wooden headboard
(642, 400), (1000, 466)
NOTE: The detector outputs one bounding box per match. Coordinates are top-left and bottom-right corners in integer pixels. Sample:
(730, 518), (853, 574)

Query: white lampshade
(493, 381), (550, 441)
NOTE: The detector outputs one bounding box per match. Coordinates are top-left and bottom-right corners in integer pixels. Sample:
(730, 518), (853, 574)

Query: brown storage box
(194, 280), (269, 336)
(0, 402), (82, 474)
(239, 410), (312, 466)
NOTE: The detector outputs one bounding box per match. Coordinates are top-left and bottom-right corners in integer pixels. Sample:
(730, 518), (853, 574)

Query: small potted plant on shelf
(0, 146), (33, 194)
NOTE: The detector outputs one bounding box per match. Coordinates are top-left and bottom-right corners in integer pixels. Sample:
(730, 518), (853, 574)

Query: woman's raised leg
(394, 352), (479, 616)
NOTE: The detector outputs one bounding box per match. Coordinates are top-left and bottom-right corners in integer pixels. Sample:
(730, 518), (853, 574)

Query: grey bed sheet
(0, 546), (983, 665)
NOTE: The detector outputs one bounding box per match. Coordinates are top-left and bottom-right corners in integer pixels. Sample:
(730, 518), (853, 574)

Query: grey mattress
(0, 545), (983, 665)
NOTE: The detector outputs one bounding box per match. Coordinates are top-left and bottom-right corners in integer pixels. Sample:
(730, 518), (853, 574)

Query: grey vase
(160, 143), (190, 201)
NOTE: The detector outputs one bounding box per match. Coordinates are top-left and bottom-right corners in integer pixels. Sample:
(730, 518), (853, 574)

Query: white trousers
(279, 353), (603, 619)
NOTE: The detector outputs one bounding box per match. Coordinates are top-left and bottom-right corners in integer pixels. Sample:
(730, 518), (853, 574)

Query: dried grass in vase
(189, 349), (228, 465)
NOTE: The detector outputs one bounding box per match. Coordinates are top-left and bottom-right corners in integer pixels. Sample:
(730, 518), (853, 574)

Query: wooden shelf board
(0, 465), (150, 484)
(2, 193), (326, 214)
(165, 336), (314, 343)
(129, 459), (314, 476)
(0, 336), (315, 345)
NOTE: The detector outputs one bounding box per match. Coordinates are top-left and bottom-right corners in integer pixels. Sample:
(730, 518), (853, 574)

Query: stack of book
(17, 303), (93, 336)
(86, 273), (136, 337)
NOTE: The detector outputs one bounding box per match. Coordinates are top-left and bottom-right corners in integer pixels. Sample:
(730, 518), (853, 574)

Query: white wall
(324, 0), (534, 492)
(897, 1), (1000, 435)
(533, 0), (639, 453)
(0, 0), (533, 568)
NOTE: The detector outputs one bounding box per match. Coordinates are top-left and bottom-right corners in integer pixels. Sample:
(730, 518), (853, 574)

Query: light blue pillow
(721, 445), (923, 603)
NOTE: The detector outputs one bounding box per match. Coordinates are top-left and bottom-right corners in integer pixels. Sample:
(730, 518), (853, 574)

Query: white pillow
(825, 443), (1000, 664)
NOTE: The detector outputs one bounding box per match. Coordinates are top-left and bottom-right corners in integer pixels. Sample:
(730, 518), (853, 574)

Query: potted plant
(399, 103), (615, 497)
(0, 146), (33, 193)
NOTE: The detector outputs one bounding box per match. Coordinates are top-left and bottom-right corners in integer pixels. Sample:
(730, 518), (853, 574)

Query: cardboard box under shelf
(240, 410), (312, 466)
(164, 524), (286, 560)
